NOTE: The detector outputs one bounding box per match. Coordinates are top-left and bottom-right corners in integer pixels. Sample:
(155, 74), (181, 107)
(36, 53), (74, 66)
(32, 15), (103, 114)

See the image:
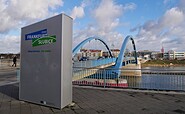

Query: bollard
(103, 69), (106, 88)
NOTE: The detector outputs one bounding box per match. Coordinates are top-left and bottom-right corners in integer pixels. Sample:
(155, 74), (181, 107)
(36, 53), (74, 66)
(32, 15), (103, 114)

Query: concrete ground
(0, 64), (185, 114)
(0, 84), (185, 114)
(0, 65), (18, 86)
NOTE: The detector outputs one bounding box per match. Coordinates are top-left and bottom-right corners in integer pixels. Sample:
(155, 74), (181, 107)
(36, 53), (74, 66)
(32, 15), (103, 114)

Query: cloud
(0, 0), (63, 33)
(163, 0), (171, 4)
(70, 3), (85, 20)
(0, 35), (20, 53)
(123, 3), (137, 10)
(93, 0), (123, 32)
(132, 2), (185, 51)
(73, 0), (125, 49)
(159, 7), (184, 28)
(178, 0), (185, 14)
(73, 24), (123, 50)
(0, 0), (63, 53)
(73, 0), (137, 50)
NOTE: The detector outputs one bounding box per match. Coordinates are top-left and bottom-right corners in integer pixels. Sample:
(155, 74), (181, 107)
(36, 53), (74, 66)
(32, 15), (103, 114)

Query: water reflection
(121, 74), (185, 91)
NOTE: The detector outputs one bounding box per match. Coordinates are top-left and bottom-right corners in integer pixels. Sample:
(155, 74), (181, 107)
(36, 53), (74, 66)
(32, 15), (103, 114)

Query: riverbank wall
(141, 64), (185, 67)
(121, 64), (142, 76)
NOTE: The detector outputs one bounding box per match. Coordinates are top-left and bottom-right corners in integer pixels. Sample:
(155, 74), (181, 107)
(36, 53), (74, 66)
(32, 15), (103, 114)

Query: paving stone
(74, 109), (87, 114)
(64, 110), (75, 114)
(62, 106), (71, 112)
(51, 108), (62, 113)
(0, 101), (10, 111)
(20, 104), (32, 114)
(40, 106), (54, 114)
(54, 111), (66, 114)
(0, 109), (10, 114)
(84, 109), (98, 114)
(0, 81), (185, 114)
(70, 104), (81, 110)
(10, 107), (20, 114)
(30, 104), (43, 114)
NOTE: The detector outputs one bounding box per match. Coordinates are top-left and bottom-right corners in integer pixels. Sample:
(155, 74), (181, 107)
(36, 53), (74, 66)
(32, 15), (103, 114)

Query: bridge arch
(113, 35), (138, 77)
(73, 37), (113, 57)
(114, 35), (137, 69)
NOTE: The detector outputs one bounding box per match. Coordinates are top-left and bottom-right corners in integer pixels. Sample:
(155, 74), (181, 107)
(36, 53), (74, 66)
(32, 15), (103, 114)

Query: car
(79, 57), (89, 61)
(97, 57), (104, 60)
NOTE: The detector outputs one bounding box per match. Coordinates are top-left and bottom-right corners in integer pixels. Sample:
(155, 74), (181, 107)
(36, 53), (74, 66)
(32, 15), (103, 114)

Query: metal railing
(72, 67), (185, 91)
(1, 58), (185, 92)
(73, 58), (116, 68)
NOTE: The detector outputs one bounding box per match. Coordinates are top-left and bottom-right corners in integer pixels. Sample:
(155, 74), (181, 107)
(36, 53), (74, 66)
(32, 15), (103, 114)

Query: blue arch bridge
(72, 35), (141, 87)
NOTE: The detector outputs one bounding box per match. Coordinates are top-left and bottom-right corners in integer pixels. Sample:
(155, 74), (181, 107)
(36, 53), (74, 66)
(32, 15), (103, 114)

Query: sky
(0, 0), (185, 53)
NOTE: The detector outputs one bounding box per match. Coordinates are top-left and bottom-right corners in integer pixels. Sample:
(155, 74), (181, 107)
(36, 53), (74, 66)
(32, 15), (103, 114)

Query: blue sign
(25, 29), (47, 40)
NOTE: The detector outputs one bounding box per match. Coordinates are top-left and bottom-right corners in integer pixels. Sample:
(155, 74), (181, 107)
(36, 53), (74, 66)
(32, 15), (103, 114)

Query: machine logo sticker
(25, 29), (56, 47)
(32, 35), (56, 47)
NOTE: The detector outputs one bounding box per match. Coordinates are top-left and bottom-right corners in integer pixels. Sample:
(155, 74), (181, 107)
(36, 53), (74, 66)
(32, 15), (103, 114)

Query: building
(137, 50), (163, 60)
(111, 49), (120, 57)
(102, 52), (109, 58)
(163, 50), (185, 60)
(77, 49), (103, 60)
(151, 51), (163, 60)
(143, 54), (151, 60)
(137, 50), (152, 59)
(0, 53), (20, 59)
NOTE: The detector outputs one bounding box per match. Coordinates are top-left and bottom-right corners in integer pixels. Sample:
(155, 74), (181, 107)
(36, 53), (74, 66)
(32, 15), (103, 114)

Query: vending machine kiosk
(20, 14), (72, 109)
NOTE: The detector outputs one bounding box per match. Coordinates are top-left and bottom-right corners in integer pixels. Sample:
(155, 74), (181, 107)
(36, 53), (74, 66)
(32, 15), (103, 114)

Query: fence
(2, 59), (185, 92)
(73, 58), (116, 68)
(72, 67), (185, 91)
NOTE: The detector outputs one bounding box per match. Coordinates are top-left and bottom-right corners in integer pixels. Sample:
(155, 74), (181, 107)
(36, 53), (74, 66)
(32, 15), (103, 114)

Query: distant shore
(141, 59), (185, 67)
(141, 64), (185, 67)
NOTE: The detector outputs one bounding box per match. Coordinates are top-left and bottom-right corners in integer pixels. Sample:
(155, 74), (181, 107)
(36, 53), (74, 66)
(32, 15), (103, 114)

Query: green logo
(32, 35), (56, 47)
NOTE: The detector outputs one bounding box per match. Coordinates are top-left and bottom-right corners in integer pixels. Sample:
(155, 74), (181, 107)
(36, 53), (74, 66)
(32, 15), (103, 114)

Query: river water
(122, 66), (185, 91)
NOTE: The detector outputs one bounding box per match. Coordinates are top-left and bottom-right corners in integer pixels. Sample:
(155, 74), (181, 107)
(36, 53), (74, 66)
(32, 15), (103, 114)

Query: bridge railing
(73, 58), (116, 68)
(72, 67), (185, 91)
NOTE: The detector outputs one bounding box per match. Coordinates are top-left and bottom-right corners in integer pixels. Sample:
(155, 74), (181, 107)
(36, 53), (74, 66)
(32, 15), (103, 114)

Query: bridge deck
(73, 57), (137, 81)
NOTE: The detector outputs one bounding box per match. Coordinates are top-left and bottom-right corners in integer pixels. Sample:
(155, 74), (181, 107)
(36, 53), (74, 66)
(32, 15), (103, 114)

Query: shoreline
(141, 64), (185, 67)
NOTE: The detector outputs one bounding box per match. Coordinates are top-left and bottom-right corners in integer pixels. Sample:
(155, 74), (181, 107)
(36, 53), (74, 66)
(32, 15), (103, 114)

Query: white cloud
(159, 7), (184, 28)
(178, 0), (185, 12)
(73, 0), (137, 50)
(70, 6), (85, 20)
(0, 12), (17, 33)
(93, 0), (123, 32)
(73, 24), (124, 50)
(0, 0), (63, 53)
(73, 0), (125, 49)
(123, 3), (137, 10)
(70, 1), (88, 20)
(133, 5), (185, 51)
(0, 0), (63, 33)
(0, 35), (20, 53)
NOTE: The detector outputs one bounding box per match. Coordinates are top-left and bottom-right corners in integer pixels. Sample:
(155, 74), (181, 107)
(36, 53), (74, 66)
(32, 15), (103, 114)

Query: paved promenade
(0, 84), (185, 114)
(0, 64), (18, 86)
(0, 64), (185, 113)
